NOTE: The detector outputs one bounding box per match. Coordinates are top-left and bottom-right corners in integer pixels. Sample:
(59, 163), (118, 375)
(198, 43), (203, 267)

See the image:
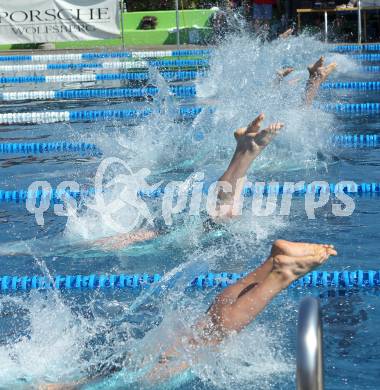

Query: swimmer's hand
(279, 28), (294, 39)
(234, 113), (283, 154)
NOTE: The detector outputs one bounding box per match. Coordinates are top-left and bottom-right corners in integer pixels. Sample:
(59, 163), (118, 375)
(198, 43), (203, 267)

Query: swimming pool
(0, 35), (379, 389)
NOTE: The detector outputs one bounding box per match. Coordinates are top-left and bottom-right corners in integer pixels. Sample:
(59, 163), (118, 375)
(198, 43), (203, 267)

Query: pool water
(0, 34), (379, 389)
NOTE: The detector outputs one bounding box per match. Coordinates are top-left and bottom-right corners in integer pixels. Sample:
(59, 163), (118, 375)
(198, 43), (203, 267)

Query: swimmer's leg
(278, 28), (294, 39)
(209, 239), (335, 304)
(305, 56), (337, 106)
(205, 243), (337, 336)
(145, 241), (337, 383)
(276, 67), (294, 82)
(214, 114), (283, 217)
(92, 230), (158, 250)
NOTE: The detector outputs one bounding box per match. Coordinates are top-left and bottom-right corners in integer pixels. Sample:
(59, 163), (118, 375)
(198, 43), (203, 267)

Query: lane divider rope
(332, 134), (379, 145)
(352, 54), (380, 61)
(3, 102), (380, 124)
(0, 60), (209, 73)
(0, 86), (197, 101)
(0, 135), (375, 156)
(0, 106), (210, 124)
(4, 81), (380, 102)
(0, 142), (100, 154)
(322, 103), (380, 113)
(0, 49), (211, 63)
(0, 270), (378, 292)
(333, 44), (380, 52)
(0, 70), (207, 84)
(362, 66), (380, 72)
(322, 81), (380, 90)
(1, 181), (379, 203)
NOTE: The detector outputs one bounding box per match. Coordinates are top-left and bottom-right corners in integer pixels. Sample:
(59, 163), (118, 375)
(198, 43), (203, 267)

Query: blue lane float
(0, 142), (100, 155)
(0, 70), (207, 85)
(0, 85), (197, 102)
(0, 136), (372, 155)
(322, 103), (380, 114)
(0, 49), (211, 63)
(321, 81), (380, 90)
(0, 270), (378, 292)
(333, 44), (380, 52)
(332, 134), (379, 146)
(1, 181), (379, 203)
(0, 106), (213, 124)
(2, 102), (380, 124)
(362, 66), (380, 73)
(352, 54), (380, 61)
(0, 59), (209, 73)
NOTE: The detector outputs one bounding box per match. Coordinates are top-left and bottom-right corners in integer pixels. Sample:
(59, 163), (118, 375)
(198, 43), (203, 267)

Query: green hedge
(127, 1), (218, 11)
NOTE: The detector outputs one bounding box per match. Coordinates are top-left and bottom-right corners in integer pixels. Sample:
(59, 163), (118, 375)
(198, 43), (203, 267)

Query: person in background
(252, 0), (280, 34)
(229, 0), (242, 8)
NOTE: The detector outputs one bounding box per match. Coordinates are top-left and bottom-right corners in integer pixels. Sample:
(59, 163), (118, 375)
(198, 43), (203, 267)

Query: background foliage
(126, 1), (226, 11)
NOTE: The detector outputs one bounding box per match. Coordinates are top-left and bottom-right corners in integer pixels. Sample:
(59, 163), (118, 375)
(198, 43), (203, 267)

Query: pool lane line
(1, 181), (379, 203)
(351, 54), (380, 61)
(333, 43), (380, 52)
(0, 142), (100, 155)
(318, 103), (380, 114)
(3, 103), (380, 125)
(0, 59), (209, 73)
(0, 135), (375, 156)
(0, 270), (378, 292)
(2, 81), (380, 102)
(322, 81), (380, 90)
(0, 86), (197, 101)
(0, 49), (211, 63)
(332, 134), (379, 145)
(0, 106), (212, 124)
(0, 70), (207, 84)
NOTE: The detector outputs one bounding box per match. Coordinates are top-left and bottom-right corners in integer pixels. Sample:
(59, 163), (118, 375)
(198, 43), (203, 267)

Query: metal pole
(175, 0), (180, 48)
(120, 0), (125, 49)
(296, 297), (324, 390)
(358, 0), (362, 44)
(324, 11), (328, 43)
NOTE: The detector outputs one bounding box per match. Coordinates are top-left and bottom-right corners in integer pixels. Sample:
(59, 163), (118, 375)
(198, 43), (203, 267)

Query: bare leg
(92, 230), (158, 250)
(205, 242), (337, 336)
(211, 239), (335, 304)
(276, 66), (294, 82)
(305, 56), (337, 106)
(151, 241), (337, 381)
(278, 28), (294, 39)
(215, 114), (283, 217)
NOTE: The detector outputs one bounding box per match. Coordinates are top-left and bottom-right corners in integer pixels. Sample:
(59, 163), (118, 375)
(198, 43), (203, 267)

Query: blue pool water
(0, 35), (379, 389)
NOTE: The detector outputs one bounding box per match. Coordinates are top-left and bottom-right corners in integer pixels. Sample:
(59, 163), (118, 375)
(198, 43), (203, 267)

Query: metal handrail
(296, 297), (324, 390)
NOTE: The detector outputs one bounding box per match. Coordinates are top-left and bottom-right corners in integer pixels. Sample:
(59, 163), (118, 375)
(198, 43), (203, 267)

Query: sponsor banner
(0, 0), (120, 44)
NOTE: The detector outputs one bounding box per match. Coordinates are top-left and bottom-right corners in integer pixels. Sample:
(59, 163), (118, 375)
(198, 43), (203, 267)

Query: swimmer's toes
(234, 127), (247, 140)
(308, 56), (325, 75)
(246, 113), (265, 134)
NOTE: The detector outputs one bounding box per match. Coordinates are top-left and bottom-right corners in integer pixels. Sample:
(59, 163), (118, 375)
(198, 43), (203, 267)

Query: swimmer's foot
(305, 57), (337, 105)
(271, 245), (337, 288)
(271, 239), (337, 258)
(279, 28), (294, 39)
(216, 113), (284, 211)
(308, 56), (337, 84)
(234, 113), (284, 155)
(277, 67), (294, 81)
